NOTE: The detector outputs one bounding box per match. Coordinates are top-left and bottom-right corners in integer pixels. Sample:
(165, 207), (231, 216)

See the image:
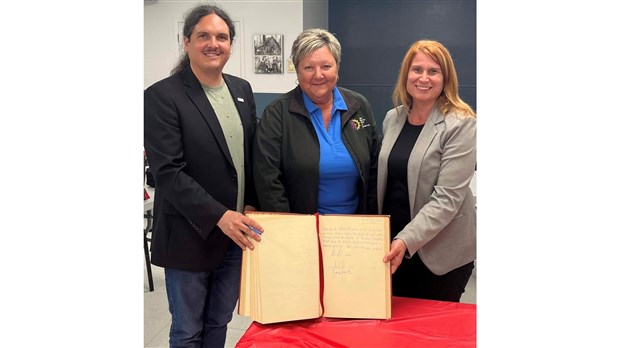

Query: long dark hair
(170, 4), (236, 76)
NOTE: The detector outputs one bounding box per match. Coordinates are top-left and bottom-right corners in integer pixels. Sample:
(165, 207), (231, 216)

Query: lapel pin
(237, 97), (245, 103)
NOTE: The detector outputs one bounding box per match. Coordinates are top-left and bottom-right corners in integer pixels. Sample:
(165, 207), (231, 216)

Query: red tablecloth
(236, 297), (476, 347)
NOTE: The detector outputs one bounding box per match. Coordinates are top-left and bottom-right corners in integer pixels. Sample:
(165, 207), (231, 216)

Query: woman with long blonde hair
(379, 40), (476, 302)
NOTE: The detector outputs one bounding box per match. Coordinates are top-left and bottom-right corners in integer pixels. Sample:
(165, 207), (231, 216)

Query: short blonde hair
(290, 28), (341, 70)
(392, 40), (475, 117)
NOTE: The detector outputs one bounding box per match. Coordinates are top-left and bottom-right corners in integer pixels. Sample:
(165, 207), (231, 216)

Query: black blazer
(144, 66), (258, 271)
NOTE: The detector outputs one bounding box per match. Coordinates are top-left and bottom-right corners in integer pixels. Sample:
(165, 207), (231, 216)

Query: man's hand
(217, 210), (263, 250)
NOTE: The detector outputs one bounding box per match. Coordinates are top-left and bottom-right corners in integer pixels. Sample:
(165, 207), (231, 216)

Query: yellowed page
(245, 212), (322, 324)
(319, 215), (391, 319)
(237, 248), (252, 316)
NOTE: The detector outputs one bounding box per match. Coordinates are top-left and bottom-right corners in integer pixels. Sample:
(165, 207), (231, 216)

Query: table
(236, 297), (476, 347)
(144, 186), (155, 291)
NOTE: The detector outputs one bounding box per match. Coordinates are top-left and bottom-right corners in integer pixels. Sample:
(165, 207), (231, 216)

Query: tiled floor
(144, 257), (476, 347)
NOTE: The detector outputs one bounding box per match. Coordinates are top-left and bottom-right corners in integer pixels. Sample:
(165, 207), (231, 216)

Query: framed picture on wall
(253, 34), (283, 74)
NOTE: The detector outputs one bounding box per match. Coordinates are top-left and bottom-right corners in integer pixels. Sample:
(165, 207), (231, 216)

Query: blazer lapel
(223, 74), (252, 130)
(406, 106), (441, 213)
(182, 68), (234, 166)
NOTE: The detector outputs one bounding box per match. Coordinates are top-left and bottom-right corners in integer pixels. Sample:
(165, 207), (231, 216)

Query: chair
(144, 151), (155, 292)
(144, 205), (155, 292)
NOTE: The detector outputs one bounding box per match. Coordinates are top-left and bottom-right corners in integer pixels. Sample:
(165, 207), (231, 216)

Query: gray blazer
(378, 105), (476, 275)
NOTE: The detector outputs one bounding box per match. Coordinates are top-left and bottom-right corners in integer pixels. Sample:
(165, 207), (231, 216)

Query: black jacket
(253, 86), (378, 214)
(144, 66), (258, 271)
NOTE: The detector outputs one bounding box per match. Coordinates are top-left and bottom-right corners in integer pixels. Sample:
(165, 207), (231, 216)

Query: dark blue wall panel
(254, 93), (281, 119)
(329, 0), (476, 133)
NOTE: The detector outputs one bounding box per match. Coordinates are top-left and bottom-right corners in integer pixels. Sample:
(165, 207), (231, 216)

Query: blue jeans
(165, 243), (242, 348)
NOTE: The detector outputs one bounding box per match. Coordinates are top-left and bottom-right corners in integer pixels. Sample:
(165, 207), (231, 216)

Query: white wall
(144, 0), (303, 93)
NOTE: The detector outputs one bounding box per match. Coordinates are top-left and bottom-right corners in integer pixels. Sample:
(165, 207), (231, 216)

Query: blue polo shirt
(302, 88), (360, 214)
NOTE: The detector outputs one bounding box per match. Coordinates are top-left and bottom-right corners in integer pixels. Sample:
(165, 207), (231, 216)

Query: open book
(239, 212), (392, 324)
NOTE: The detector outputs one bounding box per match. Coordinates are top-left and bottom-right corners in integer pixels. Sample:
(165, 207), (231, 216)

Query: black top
(384, 121), (424, 238)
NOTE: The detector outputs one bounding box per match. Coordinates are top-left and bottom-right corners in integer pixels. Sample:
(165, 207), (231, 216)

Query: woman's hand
(383, 239), (407, 274)
(217, 210), (263, 250)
